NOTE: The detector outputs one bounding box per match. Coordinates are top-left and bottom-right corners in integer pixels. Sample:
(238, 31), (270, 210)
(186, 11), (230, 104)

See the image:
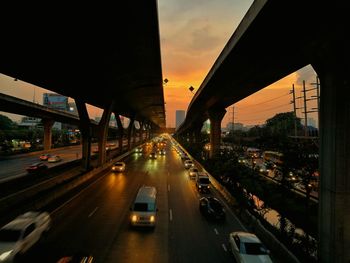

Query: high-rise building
(175, 110), (186, 130)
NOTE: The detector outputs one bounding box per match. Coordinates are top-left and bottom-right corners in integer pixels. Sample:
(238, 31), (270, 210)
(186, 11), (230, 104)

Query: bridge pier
(127, 116), (135, 151)
(97, 103), (114, 166)
(193, 126), (202, 143)
(115, 114), (124, 154)
(318, 67), (350, 263)
(43, 119), (54, 151)
(208, 109), (226, 158)
(76, 100), (92, 170)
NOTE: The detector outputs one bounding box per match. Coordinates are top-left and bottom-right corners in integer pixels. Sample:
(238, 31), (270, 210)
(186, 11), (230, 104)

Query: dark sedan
(26, 162), (48, 174)
(199, 197), (226, 221)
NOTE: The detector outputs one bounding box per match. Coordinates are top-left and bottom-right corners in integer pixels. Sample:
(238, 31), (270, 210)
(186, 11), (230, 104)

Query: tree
(0, 114), (15, 130)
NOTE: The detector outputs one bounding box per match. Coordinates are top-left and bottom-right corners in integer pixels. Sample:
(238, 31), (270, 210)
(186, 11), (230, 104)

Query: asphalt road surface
(14, 142), (250, 263)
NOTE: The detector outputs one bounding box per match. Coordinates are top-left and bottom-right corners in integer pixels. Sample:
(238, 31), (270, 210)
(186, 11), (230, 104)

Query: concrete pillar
(317, 66), (350, 262)
(97, 102), (114, 166)
(115, 114), (124, 154)
(194, 126), (202, 143)
(208, 108), (226, 158)
(76, 99), (91, 170)
(127, 116), (135, 151)
(139, 121), (144, 144)
(43, 119), (54, 151)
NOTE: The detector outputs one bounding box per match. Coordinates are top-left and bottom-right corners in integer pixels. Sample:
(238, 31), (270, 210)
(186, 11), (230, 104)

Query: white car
(184, 160), (194, 169)
(0, 211), (51, 262)
(229, 231), (272, 263)
(111, 161), (126, 172)
(47, 155), (61, 163)
(188, 167), (199, 179)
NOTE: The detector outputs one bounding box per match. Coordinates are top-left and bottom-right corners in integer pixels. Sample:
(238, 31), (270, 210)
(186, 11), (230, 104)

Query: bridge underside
(0, 1), (165, 128)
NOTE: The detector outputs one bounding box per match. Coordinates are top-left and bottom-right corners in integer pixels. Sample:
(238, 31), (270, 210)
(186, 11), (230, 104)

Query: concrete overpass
(0, 1), (165, 167)
(176, 0), (349, 262)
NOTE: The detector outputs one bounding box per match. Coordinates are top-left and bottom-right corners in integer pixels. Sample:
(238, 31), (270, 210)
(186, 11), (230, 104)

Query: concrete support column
(97, 102), (114, 166)
(115, 114), (124, 154)
(139, 121), (144, 144)
(76, 99), (91, 170)
(127, 116), (135, 151)
(208, 108), (226, 158)
(43, 119), (54, 151)
(193, 126), (202, 143)
(317, 66), (350, 263)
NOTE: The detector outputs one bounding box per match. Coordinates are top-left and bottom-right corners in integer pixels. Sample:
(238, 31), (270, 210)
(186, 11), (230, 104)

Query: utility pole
(302, 80), (308, 137)
(231, 105), (234, 133)
(290, 84), (299, 137)
(310, 76), (320, 131)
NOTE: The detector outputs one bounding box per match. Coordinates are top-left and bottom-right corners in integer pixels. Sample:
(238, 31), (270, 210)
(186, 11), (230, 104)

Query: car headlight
(131, 215), (137, 222)
(0, 250), (13, 261)
(199, 185), (202, 188)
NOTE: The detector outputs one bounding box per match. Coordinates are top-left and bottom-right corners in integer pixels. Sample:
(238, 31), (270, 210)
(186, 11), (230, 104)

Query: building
(175, 110), (186, 130)
(18, 116), (41, 129)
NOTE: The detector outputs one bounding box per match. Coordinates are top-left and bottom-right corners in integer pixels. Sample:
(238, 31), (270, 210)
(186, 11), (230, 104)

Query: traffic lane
(16, 150), (168, 263)
(0, 147), (82, 181)
(168, 149), (249, 263)
(0, 140), (122, 182)
(104, 150), (169, 263)
(18, 172), (138, 262)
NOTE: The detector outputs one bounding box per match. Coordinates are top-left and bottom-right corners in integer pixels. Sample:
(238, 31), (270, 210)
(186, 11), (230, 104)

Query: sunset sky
(0, 0), (319, 128)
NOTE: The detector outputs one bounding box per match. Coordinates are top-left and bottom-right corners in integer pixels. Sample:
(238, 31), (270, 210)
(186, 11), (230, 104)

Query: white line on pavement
(88, 207), (98, 217)
(169, 209), (173, 221)
(214, 228), (219, 235)
(222, 244), (227, 252)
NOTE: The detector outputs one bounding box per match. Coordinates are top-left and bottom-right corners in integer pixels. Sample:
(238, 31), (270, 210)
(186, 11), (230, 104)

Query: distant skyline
(0, 0), (319, 128)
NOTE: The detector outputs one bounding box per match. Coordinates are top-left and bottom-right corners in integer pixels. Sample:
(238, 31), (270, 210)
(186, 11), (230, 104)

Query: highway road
(0, 140), (130, 183)
(14, 139), (252, 263)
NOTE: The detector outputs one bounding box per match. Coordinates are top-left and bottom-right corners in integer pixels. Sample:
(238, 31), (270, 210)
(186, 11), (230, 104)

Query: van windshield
(133, 202), (156, 212)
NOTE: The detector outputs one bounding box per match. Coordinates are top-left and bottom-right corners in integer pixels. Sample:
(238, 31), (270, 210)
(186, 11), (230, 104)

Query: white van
(130, 186), (157, 227)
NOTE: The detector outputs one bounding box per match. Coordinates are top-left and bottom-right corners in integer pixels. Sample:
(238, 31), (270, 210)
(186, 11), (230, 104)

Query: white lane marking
(88, 207), (98, 218)
(214, 228), (219, 235)
(222, 244), (227, 252)
(169, 209), (173, 221)
(168, 184), (170, 192)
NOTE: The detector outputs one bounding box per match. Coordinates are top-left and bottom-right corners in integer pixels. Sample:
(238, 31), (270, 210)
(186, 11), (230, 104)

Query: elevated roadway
(175, 1), (349, 261)
(177, 0), (347, 134)
(0, 1), (165, 128)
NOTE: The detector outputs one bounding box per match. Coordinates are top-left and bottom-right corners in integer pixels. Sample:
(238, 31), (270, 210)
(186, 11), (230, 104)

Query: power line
(236, 103), (290, 116)
(235, 92), (290, 109)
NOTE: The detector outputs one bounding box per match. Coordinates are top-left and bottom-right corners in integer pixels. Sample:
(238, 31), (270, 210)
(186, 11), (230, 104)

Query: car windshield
(115, 163), (123, 166)
(199, 178), (210, 184)
(0, 229), (21, 242)
(191, 169), (198, 172)
(242, 242), (269, 255)
(133, 202), (155, 212)
(209, 200), (223, 211)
